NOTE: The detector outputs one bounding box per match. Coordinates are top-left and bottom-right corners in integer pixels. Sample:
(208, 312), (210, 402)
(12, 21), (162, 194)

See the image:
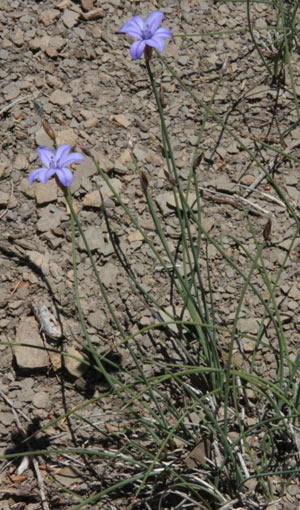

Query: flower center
(142, 24), (152, 40)
(49, 156), (57, 169)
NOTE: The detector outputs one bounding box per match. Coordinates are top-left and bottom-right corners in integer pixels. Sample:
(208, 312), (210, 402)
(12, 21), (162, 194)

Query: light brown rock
(27, 251), (44, 267)
(13, 317), (49, 370)
(64, 345), (87, 378)
(56, 129), (77, 147)
(49, 90), (73, 106)
(83, 190), (102, 208)
(35, 181), (57, 205)
(14, 154), (29, 171)
(39, 9), (60, 26)
(112, 114), (131, 128)
(81, 0), (94, 11)
(13, 28), (24, 47)
(62, 9), (80, 28)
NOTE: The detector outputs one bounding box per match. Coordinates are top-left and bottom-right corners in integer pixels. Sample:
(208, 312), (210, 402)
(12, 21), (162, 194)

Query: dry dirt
(1, 0), (300, 509)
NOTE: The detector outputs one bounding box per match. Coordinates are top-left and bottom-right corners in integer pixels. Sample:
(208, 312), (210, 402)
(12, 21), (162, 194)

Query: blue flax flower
(119, 11), (172, 60)
(28, 145), (84, 187)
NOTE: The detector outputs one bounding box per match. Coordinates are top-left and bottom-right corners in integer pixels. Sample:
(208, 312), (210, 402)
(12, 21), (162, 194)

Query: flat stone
(78, 227), (105, 252)
(15, 378), (35, 403)
(99, 262), (119, 288)
(167, 192), (197, 211)
(48, 35), (65, 51)
(286, 173), (298, 186)
(0, 154), (12, 178)
(3, 84), (19, 100)
(71, 159), (95, 191)
(128, 231), (144, 243)
(239, 318), (259, 335)
(32, 391), (50, 409)
(155, 192), (172, 216)
(13, 316), (49, 370)
(53, 466), (84, 488)
(0, 191), (9, 206)
(81, 0), (94, 11)
(214, 176), (235, 193)
(0, 49), (8, 60)
(88, 309), (106, 330)
(64, 345), (87, 378)
(56, 129), (78, 147)
(240, 174), (255, 186)
(202, 218), (215, 232)
(39, 9), (60, 26)
(35, 181), (57, 205)
(112, 114), (131, 128)
(35, 128), (53, 147)
(49, 90), (73, 106)
(27, 251), (44, 267)
(81, 8), (104, 20)
(14, 154), (29, 170)
(62, 9), (80, 28)
(101, 178), (123, 200)
(13, 28), (24, 46)
(47, 75), (63, 89)
(287, 186), (300, 205)
(29, 37), (43, 51)
(37, 207), (63, 233)
(83, 190), (102, 208)
(93, 152), (114, 172)
(84, 117), (98, 128)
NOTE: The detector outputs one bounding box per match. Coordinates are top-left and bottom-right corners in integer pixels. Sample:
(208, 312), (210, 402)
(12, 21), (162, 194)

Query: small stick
(199, 186), (270, 215)
(241, 158), (276, 198)
(237, 183), (285, 207)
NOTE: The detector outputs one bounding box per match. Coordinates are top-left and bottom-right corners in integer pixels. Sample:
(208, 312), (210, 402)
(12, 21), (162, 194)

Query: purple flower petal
(122, 27), (142, 39)
(120, 11), (171, 60)
(145, 11), (163, 33)
(154, 27), (172, 39)
(56, 145), (71, 164)
(29, 144), (84, 187)
(120, 16), (143, 37)
(43, 168), (56, 183)
(28, 168), (46, 184)
(145, 37), (165, 52)
(37, 146), (54, 167)
(56, 167), (73, 187)
(61, 152), (85, 167)
(130, 40), (146, 59)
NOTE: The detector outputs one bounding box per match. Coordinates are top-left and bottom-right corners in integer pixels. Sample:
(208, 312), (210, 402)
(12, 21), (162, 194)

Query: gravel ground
(1, 0), (300, 508)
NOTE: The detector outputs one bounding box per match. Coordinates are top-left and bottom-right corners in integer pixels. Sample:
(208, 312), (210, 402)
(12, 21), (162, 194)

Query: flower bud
(159, 84), (167, 108)
(78, 144), (93, 158)
(263, 216), (272, 242)
(140, 172), (149, 194)
(42, 119), (56, 143)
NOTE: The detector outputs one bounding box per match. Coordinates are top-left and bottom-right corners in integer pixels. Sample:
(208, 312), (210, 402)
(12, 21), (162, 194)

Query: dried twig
(241, 158), (276, 198)
(199, 186), (270, 216)
(237, 183), (285, 208)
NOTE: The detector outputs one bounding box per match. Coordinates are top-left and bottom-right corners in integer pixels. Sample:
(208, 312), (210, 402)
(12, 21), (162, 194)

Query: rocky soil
(1, 0), (300, 508)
